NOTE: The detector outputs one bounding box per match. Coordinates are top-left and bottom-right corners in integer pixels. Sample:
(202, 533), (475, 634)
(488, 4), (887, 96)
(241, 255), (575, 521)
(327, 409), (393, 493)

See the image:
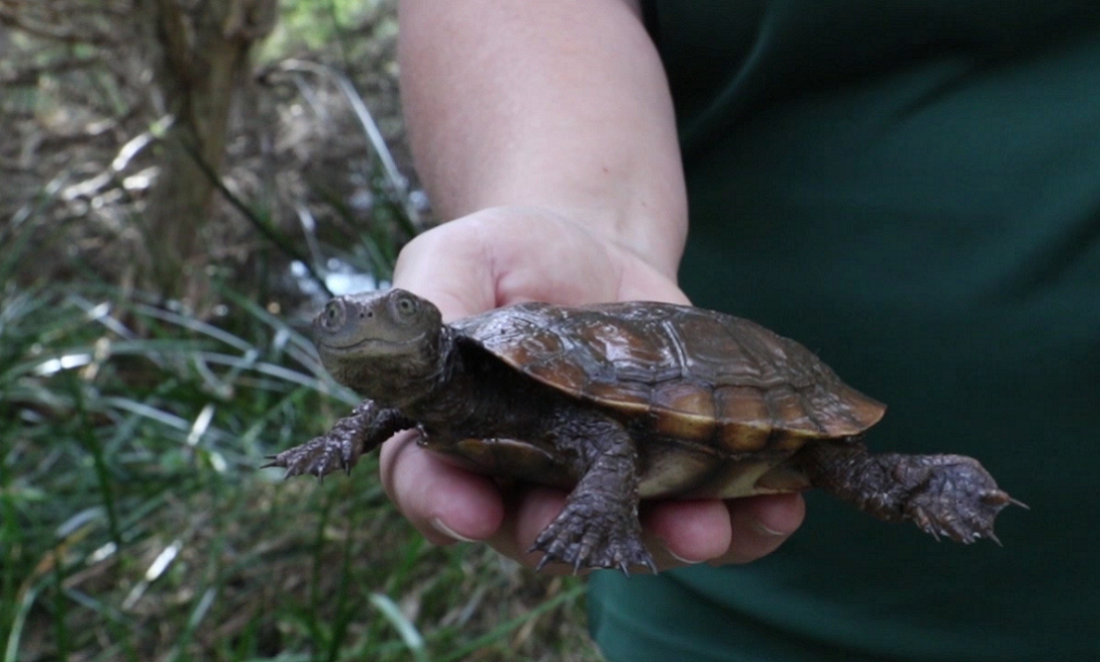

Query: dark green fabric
(590, 2), (1100, 661)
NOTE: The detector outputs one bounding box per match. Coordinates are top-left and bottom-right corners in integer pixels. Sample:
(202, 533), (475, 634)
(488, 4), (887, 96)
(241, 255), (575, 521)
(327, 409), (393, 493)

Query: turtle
(266, 288), (1021, 574)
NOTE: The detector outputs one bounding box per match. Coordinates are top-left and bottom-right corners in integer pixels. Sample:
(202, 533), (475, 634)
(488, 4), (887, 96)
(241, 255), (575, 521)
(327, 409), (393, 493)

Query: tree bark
(137, 0), (276, 305)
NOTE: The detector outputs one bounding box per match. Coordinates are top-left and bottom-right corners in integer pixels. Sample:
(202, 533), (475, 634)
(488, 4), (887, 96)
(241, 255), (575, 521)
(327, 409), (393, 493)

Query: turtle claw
(529, 495), (655, 575)
(263, 434), (360, 479)
(265, 403), (413, 480)
(901, 463), (1022, 545)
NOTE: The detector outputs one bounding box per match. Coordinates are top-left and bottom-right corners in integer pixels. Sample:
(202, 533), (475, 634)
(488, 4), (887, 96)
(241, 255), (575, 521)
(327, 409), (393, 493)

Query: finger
(492, 490), (734, 574)
(487, 486), (572, 573)
(481, 489), (803, 573)
(379, 430), (505, 545)
(710, 493), (805, 566)
(643, 499), (733, 565)
(486, 485), (651, 576)
(392, 222), (494, 320)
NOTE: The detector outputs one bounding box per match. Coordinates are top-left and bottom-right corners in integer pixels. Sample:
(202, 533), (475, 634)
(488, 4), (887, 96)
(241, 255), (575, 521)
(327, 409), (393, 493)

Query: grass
(0, 281), (601, 661)
(1, 3), (604, 656)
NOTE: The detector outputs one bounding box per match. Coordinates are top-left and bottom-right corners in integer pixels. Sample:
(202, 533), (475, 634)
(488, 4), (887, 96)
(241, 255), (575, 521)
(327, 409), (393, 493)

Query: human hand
(378, 207), (805, 573)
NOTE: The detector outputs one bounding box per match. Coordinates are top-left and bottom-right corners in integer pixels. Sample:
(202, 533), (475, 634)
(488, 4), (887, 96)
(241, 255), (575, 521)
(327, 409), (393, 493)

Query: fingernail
(431, 517), (477, 543)
(661, 541), (704, 565)
(751, 520), (787, 537)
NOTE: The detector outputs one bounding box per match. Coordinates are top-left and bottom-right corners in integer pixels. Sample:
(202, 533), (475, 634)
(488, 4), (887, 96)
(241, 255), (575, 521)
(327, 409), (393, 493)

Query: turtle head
(312, 289), (447, 406)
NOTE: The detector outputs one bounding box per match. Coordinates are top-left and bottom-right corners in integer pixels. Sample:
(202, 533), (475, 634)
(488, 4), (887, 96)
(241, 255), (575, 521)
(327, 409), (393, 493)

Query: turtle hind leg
(529, 418), (655, 575)
(797, 441), (1023, 544)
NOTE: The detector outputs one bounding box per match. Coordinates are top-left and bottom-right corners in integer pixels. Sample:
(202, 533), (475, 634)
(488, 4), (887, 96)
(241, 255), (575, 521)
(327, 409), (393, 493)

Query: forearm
(398, 0), (687, 278)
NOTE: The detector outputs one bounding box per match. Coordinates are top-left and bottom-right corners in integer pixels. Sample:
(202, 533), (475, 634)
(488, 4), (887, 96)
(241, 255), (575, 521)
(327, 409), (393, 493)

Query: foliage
(0, 0), (601, 660)
(0, 282), (599, 661)
(0, 0), (416, 306)
(268, 0), (395, 56)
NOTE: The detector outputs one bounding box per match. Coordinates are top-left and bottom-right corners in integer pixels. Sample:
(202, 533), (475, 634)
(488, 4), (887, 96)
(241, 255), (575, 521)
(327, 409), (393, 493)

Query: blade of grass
(70, 376), (122, 547)
(3, 581), (41, 662)
(323, 495), (359, 662)
(52, 560), (70, 660)
(436, 582), (587, 662)
(368, 592), (429, 662)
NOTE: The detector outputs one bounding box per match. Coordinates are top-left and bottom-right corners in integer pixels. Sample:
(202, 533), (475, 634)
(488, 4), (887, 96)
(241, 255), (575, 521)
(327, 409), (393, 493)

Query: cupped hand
(379, 207), (804, 572)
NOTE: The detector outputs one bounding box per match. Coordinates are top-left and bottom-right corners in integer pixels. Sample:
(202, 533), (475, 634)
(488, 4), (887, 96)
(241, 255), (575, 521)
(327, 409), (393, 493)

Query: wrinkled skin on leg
(529, 413), (655, 574)
(269, 399), (657, 574)
(268, 401), (1022, 567)
(268, 399), (1022, 569)
(264, 402), (416, 478)
(796, 441), (1024, 544)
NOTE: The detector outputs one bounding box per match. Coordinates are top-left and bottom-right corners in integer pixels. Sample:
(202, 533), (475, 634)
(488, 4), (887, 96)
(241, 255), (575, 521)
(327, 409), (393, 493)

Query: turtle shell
(453, 301), (885, 457)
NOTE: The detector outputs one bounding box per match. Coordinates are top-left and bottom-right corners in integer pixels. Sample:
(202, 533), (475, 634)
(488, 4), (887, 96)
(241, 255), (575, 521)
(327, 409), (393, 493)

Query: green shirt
(589, 3), (1100, 660)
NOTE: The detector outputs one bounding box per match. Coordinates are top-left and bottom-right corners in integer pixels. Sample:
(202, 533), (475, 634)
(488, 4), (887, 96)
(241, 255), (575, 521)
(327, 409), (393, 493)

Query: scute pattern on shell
(453, 301), (886, 451)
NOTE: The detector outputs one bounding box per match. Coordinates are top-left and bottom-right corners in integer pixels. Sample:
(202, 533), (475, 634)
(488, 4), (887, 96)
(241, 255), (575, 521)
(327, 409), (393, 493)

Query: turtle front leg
(797, 441), (1023, 544)
(530, 417), (655, 575)
(263, 401), (416, 479)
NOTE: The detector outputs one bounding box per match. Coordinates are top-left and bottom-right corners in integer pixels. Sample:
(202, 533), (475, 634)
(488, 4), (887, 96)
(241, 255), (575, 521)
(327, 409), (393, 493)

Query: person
(383, 1), (1100, 660)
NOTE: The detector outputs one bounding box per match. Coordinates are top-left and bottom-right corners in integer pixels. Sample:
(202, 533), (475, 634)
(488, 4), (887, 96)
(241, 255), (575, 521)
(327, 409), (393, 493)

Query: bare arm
(399, 0), (686, 277)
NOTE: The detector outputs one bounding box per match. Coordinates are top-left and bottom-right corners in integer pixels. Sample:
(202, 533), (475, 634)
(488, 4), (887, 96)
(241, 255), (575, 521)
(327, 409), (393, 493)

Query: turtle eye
(322, 301), (342, 325)
(395, 295), (418, 317)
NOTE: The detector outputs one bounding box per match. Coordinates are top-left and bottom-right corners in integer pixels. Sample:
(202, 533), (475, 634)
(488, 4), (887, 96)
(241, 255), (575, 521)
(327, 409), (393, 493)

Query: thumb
(392, 222), (497, 322)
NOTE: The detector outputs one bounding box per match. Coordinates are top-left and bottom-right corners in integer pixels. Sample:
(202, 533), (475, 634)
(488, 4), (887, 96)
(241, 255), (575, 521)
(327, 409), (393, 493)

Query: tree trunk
(137, 0), (275, 306)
